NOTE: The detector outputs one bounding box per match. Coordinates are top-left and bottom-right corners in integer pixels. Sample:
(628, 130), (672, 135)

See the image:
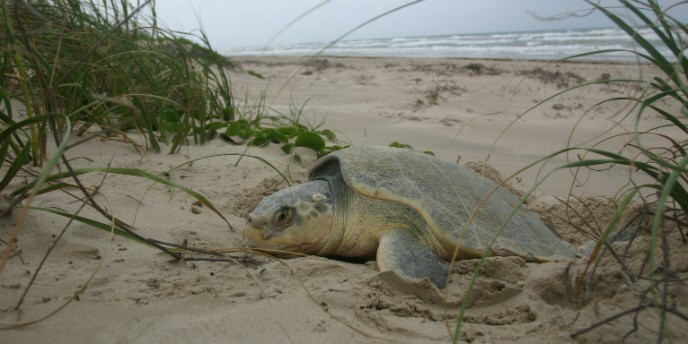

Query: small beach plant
(221, 116), (340, 158)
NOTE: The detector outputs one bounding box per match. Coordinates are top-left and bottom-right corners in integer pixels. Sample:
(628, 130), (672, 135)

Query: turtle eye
(272, 207), (295, 227)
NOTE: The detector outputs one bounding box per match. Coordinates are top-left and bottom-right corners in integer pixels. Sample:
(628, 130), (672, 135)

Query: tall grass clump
(0, 0), (250, 317)
(571, 3), (688, 339)
(0, 0), (242, 248)
(1, 0), (236, 162)
(454, 1), (687, 342)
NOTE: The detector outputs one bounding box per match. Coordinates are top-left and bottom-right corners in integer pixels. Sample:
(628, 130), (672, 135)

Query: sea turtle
(243, 145), (576, 288)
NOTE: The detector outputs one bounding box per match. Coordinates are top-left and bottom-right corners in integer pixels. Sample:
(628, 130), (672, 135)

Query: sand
(1, 56), (686, 343)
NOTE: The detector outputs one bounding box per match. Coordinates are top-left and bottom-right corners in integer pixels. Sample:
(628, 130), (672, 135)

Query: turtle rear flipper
(377, 229), (449, 288)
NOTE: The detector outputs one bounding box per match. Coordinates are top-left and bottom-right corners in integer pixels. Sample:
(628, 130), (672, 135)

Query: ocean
(225, 27), (674, 62)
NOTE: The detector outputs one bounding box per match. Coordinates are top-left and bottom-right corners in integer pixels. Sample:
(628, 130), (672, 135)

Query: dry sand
(1, 56), (686, 343)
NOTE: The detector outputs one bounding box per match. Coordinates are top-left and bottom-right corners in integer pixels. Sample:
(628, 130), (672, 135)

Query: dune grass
(0, 0), (239, 254)
(566, 1), (687, 339)
(3, 0), (237, 154)
(452, 1), (687, 342)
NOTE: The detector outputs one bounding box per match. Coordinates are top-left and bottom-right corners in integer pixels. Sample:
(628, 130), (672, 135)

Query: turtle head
(243, 180), (335, 254)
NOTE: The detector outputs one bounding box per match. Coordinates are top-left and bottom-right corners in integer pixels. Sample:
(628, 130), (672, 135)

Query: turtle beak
(247, 213), (267, 227)
(242, 213), (268, 246)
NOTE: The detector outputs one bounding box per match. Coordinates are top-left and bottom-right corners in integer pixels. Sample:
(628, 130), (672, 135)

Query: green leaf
(225, 120), (244, 136)
(281, 143), (294, 154)
(264, 128), (289, 143)
(320, 129), (336, 141)
(294, 132), (326, 152)
(222, 107), (234, 121)
(225, 119), (255, 140)
(250, 134), (269, 147)
(207, 121), (228, 131)
(319, 145), (348, 156)
(277, 127), (299, 137)
(388, 141), (413, 149)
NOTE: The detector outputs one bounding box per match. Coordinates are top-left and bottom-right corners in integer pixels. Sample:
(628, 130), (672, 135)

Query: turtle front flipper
(377, 229), (449, 288)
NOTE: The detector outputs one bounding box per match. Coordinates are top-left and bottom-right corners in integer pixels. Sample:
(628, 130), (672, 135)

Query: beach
(2, 56), (686, 343)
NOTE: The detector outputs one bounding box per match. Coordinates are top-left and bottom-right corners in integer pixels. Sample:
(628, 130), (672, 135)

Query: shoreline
(221, 26), (660, 64)
(227, 54), (650, 66)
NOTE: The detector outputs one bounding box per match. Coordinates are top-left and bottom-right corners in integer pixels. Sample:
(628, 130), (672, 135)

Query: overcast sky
(153, 0), (684, 50)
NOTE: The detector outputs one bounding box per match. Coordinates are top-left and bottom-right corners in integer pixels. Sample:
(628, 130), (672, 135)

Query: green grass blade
(553, 48), (654, 62)
(0, 139), (8, 170)
(621, 0), (677, 54)
(31, 182), (78, 197)
(577, 188), (638, 289)
(12, 166), (230, 226)
(165, 153), (292, 186)
(647, 104), (688, 135)
(648, 153), (688, 275)
(568, 148), (688, 215)
(587, 1), (678, 87)
(0, 115), (52, 146)
(0, 142), (30, 192)
(622, 0), (688, 77)
(29, 116), (72, 197)
(26, 206), (152, 246)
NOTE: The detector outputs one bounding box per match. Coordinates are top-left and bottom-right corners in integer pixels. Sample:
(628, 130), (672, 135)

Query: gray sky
(153, 0), (682, 50)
